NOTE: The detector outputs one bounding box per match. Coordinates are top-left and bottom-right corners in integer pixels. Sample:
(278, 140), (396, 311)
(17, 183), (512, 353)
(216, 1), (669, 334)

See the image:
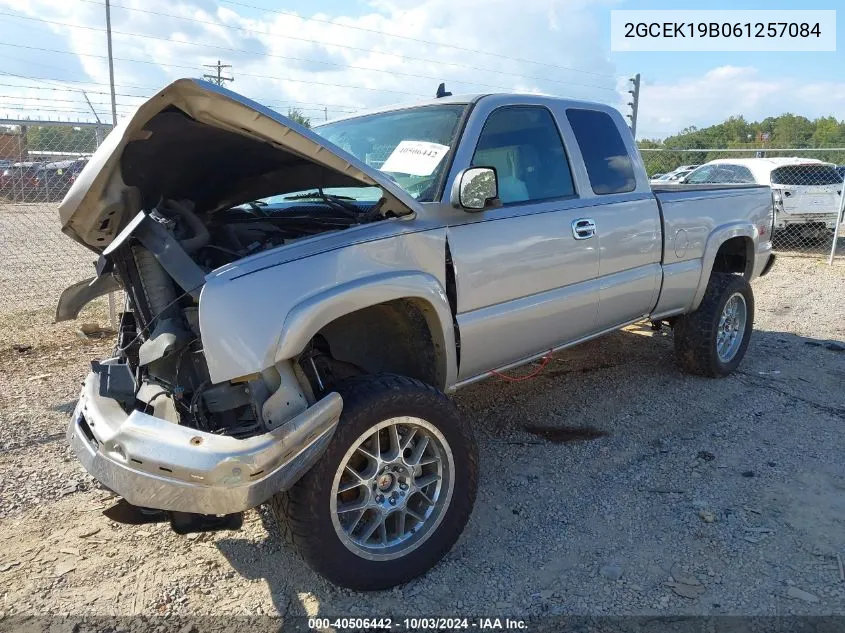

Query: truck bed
(651, 183), (770, 193)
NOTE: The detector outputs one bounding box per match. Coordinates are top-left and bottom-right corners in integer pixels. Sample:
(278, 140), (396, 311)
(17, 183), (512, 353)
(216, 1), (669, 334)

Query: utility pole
(104, 0), (118, 329)
(104, 0), (118, 129)
(627, 73), (640, 139)
(203, 60), (234, 86)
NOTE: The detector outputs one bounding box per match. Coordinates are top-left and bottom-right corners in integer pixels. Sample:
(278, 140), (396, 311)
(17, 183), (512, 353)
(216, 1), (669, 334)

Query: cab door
(564, 107), (662, 330)
(444, 103), (600, 381)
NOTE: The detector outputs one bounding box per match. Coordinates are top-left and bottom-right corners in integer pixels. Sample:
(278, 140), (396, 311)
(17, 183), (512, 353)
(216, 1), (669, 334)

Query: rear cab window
(565, 108), (636, 194)
(770, 165), (844, 186)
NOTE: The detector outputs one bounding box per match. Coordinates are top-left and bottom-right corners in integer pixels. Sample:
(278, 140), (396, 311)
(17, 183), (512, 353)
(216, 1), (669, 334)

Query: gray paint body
(192, 92), (774, 389)
(58, 81), (776, 515)
(58, 81), (775, 390)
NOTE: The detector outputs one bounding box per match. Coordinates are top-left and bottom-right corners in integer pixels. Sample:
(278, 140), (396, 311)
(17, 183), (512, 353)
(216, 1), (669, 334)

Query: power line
(0, 69), (159, 96)
(202, 60), (233, 86)
(0, 102), (350, 118)
(101, 1), (619, 91)
(0, 104), (107, 114)
(0, 93), (127, 106)
(0, 71), (359, 116)
(0, 8), (619, 94)
(0, 39), (427, 97)
(0, 82), (318, 106)
(0, 36), (616, 98)
(0, 74), (360, 112)
(210, 0), (619, 79)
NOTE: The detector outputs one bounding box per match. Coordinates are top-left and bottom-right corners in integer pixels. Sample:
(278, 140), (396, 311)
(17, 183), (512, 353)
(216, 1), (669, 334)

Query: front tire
(270, 374), (478, 590)
(673, 273), (754, 377)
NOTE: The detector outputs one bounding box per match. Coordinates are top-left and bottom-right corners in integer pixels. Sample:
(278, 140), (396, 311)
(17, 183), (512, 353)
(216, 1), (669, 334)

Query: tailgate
(778, 185), (840, 215)
(770, 164), (843, 216)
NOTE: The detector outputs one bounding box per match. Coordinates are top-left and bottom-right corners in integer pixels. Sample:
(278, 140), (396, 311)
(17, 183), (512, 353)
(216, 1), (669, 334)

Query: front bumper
(67, 372), (342, 515)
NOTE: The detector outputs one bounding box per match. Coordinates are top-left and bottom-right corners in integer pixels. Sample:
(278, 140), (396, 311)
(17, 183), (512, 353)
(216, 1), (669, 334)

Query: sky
(0, 0), (842, 139)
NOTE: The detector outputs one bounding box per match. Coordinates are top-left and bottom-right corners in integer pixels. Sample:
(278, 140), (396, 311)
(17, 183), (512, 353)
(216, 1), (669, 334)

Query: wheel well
(304, 298), (445, 391)
(712, 236), (753, 277)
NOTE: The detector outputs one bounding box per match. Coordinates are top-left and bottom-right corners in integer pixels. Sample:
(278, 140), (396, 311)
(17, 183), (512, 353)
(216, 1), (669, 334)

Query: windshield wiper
(284, 191), (357, 201)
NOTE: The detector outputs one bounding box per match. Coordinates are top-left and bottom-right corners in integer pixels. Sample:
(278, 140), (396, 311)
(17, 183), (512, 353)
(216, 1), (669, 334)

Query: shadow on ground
(212, 325), (845, 617)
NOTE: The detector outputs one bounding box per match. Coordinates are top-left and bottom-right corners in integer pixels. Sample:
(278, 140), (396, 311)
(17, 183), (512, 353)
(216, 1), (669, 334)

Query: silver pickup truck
(57, 79), (776, 590)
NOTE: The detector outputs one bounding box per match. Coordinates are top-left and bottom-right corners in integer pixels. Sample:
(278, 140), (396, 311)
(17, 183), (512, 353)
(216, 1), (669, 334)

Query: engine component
(132, 245), (178, 318)
(138, 318), (191, 366)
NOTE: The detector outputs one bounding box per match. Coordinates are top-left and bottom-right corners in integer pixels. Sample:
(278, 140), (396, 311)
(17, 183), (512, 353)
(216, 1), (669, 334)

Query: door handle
(571, 218), (596, 240)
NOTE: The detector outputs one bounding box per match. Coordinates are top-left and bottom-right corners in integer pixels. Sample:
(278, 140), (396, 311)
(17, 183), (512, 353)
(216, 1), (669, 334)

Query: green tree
(638, 113), (845, 174)
(286, 107), (312, 129)
(771, 114), (814, 147)
(811, 116), (845, 147)
(26, 125), (99, 153)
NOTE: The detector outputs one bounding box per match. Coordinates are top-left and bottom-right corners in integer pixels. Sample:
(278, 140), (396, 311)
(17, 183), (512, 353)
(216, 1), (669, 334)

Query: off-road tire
(673, 272), (754, 377)
(270, 373), (478, 590)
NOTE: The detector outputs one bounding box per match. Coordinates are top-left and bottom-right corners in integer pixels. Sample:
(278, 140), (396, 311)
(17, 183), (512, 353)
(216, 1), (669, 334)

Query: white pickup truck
(57, 80), (776, 590)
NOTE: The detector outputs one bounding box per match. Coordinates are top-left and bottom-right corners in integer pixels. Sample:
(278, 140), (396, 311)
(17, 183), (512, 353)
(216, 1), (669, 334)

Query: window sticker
(380, 141), (450, 176)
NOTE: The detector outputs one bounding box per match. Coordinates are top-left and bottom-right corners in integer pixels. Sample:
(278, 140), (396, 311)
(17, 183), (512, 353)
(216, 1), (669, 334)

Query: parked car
(0, 161), (44, 202)
(681, 158), (843, 240)
(650, 167), (695, 185)
(57, 79), (776, 590)
(39, 158), (89, 201)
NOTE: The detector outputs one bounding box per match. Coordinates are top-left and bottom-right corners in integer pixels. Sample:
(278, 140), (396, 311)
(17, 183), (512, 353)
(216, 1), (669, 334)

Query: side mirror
(451, 166), (500, 211)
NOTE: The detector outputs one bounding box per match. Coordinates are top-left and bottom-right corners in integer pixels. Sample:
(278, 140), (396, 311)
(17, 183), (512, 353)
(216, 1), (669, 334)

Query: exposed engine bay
(57, 94), (422, 441)
(97, 194), (384, 439)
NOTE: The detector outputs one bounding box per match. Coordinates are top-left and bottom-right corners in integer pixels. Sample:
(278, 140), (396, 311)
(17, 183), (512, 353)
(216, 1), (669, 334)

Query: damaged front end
(59, 78), (419, 515)
(66, 199), (347, 514)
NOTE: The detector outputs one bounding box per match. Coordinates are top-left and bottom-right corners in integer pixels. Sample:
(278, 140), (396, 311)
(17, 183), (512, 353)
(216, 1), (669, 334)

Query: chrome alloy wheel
(330, 417), (454, 561)
(716, 292), (748, 363)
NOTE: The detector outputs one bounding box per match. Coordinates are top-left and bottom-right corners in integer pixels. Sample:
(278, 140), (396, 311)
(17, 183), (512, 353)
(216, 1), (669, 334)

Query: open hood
(59, 78), (421, 251)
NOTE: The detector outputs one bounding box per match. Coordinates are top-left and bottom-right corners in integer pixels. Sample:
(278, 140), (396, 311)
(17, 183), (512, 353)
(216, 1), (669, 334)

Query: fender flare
(690, 223), (756, 311)
(273, 271), (458, 389)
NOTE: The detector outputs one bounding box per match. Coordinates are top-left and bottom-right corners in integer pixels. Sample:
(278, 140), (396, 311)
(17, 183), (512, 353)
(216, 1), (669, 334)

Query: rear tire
(270, 374), (478, 590)
(673, 273), (754, 377)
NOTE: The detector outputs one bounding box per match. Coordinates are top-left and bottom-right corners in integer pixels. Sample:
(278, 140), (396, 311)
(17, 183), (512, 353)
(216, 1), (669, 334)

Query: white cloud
(0, 0), (620, 123)
(4, 2), (841, 141)
(638, 65), (845, 140)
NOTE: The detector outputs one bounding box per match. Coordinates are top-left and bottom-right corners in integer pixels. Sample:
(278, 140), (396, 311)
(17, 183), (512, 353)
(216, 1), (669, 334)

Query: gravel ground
(0, 256), (843, 626)
(0, 203), (96, 313)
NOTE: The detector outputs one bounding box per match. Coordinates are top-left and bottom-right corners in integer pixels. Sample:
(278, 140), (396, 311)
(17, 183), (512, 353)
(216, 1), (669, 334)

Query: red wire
(489, 351), (554, 382)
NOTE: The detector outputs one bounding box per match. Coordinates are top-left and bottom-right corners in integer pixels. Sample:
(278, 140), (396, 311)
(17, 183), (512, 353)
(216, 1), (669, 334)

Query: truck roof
(318, 93), (619, 126)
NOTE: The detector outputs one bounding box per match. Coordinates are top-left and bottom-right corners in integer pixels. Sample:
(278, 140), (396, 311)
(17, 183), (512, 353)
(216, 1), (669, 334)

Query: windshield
(310, 104), (467, 202)
(770, 165), (844, 186)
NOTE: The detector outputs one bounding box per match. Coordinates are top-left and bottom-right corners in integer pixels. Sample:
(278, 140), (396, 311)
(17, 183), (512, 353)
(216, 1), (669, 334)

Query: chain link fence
(2, 123), (843, 325)
(641, 148), (845, 258)
(0, 123), (110, 318)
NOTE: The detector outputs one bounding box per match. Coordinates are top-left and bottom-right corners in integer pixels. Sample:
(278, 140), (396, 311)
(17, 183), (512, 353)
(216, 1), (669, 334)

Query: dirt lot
(0, 255), (843, 626)
(0, 203), (96, 313)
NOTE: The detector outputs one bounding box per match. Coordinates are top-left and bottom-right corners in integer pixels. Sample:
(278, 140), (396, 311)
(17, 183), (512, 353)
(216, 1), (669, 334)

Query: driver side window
(471, 106), (575, 205)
